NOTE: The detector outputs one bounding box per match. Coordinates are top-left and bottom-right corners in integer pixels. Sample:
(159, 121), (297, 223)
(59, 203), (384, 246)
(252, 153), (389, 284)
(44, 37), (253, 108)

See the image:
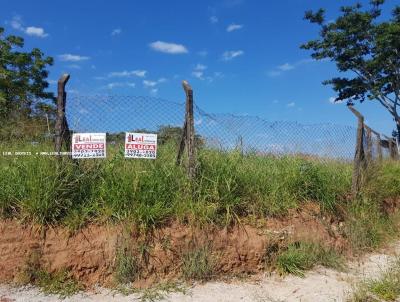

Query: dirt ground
(0, 204), (395, 301)
(0, 242), (398, 302)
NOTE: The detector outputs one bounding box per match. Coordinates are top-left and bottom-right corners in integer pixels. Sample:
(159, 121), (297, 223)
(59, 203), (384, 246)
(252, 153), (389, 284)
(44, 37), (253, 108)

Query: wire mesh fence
(1, 87), (398, 165)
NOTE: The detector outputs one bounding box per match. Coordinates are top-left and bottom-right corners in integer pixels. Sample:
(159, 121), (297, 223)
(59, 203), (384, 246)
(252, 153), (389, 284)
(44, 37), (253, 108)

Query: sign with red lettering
(125, 132), (157, 159)
(72, 133), (106, 159)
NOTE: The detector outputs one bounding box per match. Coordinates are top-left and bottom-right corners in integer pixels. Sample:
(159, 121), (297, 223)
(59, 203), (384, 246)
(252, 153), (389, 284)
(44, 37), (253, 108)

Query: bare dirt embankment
(0, 203), (345, 288)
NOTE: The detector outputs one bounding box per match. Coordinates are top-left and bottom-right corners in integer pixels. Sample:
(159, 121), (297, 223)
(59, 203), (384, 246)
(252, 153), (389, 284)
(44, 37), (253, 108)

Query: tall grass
(0, 142), (397, 231)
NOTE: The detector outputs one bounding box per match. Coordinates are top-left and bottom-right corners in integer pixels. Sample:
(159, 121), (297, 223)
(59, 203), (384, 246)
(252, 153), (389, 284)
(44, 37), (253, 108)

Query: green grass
(114, 245), (141, 284)
(16, 249), (82, 298)
(0, 142), (356, 229)
(181, 245), (215, 281)
(349, 258), (400, 302)
(276, 242), (344, 277)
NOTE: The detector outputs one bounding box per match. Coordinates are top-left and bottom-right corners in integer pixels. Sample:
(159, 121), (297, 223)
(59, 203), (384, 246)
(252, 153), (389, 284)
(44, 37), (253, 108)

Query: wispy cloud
(108, 70), (147, 78)
(226, 23), (243, 32)
(143, 78), (167, 88)
(58, 54), (90, 62)
(10, 15), (48, 38)
(268, 58), (326, 77)
(191, 64), (208, 80)
(222, 50), (244, 61)
(111, 28), (122, 36)
(105, 82), (136, 89)
(149, 41), (188, 54)
(286, 102), (296, 108)
(210, 16), (219, 24)
(278, 63), (295, 71)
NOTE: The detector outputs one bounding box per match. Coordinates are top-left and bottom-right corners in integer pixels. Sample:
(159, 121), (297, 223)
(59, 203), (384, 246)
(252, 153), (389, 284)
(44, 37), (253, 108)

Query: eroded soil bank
(0, 203), (347, 288)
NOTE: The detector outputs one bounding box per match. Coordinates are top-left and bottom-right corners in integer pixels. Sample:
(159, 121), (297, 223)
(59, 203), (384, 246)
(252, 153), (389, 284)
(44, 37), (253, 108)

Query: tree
(301, 0), (400, 141)
(0, 27), (54, 125)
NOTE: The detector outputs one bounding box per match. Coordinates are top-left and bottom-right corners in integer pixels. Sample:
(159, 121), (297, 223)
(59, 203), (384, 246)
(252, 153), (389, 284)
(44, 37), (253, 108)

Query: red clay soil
(0, 203), (346, 288)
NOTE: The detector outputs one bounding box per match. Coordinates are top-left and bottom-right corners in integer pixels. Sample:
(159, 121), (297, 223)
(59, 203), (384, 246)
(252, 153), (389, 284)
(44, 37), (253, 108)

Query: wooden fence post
(54, 74), (70, 156)
(388, 138), (398, 160)
(348, 106), (366, 196)
(365, 126), (373, 163)
(376, 133), (383, 161)
(176, 81), (196, 179)
(183, 81), (196, 179)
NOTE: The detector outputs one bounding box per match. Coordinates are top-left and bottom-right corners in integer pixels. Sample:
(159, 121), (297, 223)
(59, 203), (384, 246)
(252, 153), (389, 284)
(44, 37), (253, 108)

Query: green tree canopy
(0, 27), (54, 124)
(301, 0), (400, 138)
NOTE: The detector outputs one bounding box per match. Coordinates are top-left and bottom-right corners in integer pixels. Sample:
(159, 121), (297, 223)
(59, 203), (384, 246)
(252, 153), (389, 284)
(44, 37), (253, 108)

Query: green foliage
(0, 27), (54, 136)
(16, 249), (82, 298)
(181, 245), (215, 281)
(276, 242), (344, 277)
(350, 258), (400, 302)
(35, 270), (82, 298)
(344, 198), (397, 252)
(302, 0), (400, 136)
(114, 245), (140, 284)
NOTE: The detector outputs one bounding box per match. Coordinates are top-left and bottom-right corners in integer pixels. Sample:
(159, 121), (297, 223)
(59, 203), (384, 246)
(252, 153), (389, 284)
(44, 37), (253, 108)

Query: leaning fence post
(182, 81), (196, 179)
(348, 106), (366, 196)
(388, 138), (398, 160)
(365, 126), (373, 163)
(54, 74), (70, 156)
(376, 133), (383, 162)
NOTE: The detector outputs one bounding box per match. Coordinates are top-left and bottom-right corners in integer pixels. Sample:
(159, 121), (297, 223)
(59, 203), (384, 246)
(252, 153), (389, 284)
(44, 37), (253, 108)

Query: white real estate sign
(125, 132), (157, 159)
(72, 133), (106, 159)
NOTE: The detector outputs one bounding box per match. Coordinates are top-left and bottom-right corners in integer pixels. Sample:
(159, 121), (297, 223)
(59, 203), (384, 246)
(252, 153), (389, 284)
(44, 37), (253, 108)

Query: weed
(35, 269), (82, 298)
(276, 241), (343, 277)
(345, 199), (396, 252)
(349, 258), (400, 301)
(114, 245), (140, 284)
(181, 245), (215, 281)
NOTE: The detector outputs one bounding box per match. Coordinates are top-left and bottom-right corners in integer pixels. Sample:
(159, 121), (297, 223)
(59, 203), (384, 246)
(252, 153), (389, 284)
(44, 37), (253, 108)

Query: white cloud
(287, 102), (296, 108)
(143, 80), (157, 87)
(278, 63), (295, 71)
(25, 26), (48, 38)
(108, 70), (147, 78)
(194, 64), (207, 71)
(222, 50), (244, 61)
(268, 58), (326, 77)
(329, 97), (336, 104)
(111, 28), (122, 36)
(226, 23), (243, 32)
(150, 88), (158, 96)
(58, 54), (90, 62)
(106, 82), (136, 89)
(10, 16), (48, 38)
(10, 16), (23, 30)
(192, 71), (204, 80)
(142, 78), (166, 92)
(149, 41), (188, 54)
(210, 16), (218, 24)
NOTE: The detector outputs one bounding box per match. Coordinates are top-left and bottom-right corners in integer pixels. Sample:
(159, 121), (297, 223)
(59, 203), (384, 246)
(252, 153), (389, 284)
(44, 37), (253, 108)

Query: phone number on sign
(72, 150), (105, 158)
(125, 150), (156, 158)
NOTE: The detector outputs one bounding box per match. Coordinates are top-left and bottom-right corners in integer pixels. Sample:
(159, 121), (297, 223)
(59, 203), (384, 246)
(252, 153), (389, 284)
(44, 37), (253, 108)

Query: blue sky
(2, 0), (398, 135)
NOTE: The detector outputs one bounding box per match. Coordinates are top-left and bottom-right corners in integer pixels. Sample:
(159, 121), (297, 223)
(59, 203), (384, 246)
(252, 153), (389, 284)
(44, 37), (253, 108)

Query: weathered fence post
(388, 138), (398, 160)
(348, 106), (366, 196)
(365, 126), (373, 163)
(54, 74), (71, 156)
(176, 81), (196, 179)
(375, 133), (383, 162)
